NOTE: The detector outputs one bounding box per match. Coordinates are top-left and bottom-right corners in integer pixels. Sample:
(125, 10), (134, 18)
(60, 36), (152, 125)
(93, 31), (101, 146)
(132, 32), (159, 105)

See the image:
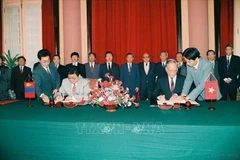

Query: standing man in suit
(33, 49), (60, 102)
(152, 59), (185, 101)
(0, 56), (11, 100)
(206, 50), (220, 84)
(58, 66), (90, 102)
(178, 48), (222, 101)
(11, 56), (32, 99)
(176, 52), (187, 77)
(66, 52), (86, 78)
(99, 51), (120, 81)
(218, 44), (240, 100)
(155, 51), (168, 80)
(120, 53), (140, 97)
(52, 55), (67, 84)
(138, 53), (156, 100)
(84, 52), (100, 79)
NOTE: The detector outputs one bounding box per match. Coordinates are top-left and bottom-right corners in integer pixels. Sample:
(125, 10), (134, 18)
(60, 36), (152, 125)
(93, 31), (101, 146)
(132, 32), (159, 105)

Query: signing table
(0, 100), (240, 160)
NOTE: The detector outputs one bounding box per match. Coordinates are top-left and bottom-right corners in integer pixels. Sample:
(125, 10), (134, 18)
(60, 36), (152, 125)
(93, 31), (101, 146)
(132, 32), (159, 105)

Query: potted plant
(1, 50), (19, 70)
(88, 73), (139, 112)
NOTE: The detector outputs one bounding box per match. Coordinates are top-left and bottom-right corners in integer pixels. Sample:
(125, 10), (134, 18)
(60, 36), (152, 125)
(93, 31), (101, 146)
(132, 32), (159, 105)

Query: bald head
(165, 59), (178, 78)
(142, 53), (150, 62)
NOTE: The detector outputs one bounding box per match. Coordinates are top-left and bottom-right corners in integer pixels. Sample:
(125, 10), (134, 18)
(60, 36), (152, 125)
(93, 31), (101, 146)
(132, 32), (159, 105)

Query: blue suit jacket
(120, 63), (140, 96)
(181, 58), (222, 101)
(84, 62), (100, 79)
(99, 62), (120, 81)
(33, 63), (60, 98)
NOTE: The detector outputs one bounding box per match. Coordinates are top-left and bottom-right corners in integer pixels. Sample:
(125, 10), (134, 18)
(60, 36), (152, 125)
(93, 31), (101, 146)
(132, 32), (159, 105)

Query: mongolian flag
(24, 82), (35, 98)
(205, 80), (218, 100)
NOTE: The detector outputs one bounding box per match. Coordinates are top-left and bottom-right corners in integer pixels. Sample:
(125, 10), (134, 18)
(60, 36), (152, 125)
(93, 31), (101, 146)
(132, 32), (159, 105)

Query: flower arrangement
(88, 73), (139, 108)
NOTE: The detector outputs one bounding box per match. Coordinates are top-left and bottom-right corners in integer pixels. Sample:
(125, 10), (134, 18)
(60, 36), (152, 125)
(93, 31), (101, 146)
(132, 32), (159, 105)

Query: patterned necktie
(90, 63), (94, 72)
(170, 78), (175, 94)
(128, 63), (131, 72)
(227, 57), (230, 69)
(108, 63), (111, 71)
(46, 67), (51, 75)
(72, 83), (76, 95)
(20, 66), (23, 74)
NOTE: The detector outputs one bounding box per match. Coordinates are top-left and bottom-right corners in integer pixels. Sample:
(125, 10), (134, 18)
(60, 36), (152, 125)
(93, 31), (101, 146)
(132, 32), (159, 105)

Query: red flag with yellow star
(205, 81), (218, 100)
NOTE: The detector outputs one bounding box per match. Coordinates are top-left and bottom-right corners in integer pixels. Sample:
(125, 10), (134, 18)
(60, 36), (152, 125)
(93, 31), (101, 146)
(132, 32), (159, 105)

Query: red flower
(99, 101), (105, 106)
(135, 103), (140, 108)
(105, 73), (110, 77)
(109, 76), (114, 79)
(103, 81), (110, 88)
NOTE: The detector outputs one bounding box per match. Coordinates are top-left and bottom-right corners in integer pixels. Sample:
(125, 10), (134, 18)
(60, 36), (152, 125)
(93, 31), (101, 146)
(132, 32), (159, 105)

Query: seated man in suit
(66, 52), (86, 78)
(52, 55), (67, 84)
(99, 51), (120, 81)
(206, 50), (220, 85)
(155, 51), (168, 80)
(33, 49), (60, 102)
(11, 56), (32, 99)
(58, 66), (90, 102)
(176, 52), (187, 77)
(138, 53), (156, 100)
(152, 59), (185, 101)
(84, 52), (100, 79)
(178, 48), (222, 101)
(120, 53), (140, 97)
(218, 44), (240, 100)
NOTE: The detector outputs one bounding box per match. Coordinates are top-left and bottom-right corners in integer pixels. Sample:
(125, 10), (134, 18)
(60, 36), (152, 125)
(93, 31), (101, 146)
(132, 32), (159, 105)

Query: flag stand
(27, 98), (33, 108)
(207, 73), (216, 111)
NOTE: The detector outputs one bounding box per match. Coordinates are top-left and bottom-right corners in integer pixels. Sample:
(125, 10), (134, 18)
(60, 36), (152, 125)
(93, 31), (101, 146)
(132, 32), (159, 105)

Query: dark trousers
(140, 88), (153, 100)
(220, 83), (237, 100)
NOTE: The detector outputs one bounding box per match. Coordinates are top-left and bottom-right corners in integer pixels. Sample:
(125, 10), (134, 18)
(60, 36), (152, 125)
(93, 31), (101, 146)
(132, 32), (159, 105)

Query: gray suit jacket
(59, 77), (90, 101)
(182, 58), (222, 101)
(84, 62), (100, 79)
(33, 63), (60, 98)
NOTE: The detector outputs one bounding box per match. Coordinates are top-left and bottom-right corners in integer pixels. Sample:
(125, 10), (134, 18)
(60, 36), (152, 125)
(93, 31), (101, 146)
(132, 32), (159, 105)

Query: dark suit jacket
(218, 55), (239, 87)
(178, 62), (187, 77)
(155, 62), (167, 80)
(138, 62), (156, 90)
(66, 63), (86, 78)
(120, 63), (140, 96)
(213, 60), (220, 84)
(99, 62), (120, 81)
(0, 66), (11, 100)
(33, 62), (40, 69)
(152, 74), (185, 100)
(84, 62), (100, 79)
(57, 64), (67, 84)
(11, 65), (32, 93)
(33, 63), (60, 98)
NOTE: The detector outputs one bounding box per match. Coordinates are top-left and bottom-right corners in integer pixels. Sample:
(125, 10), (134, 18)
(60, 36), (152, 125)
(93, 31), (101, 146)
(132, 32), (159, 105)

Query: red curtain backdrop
(220, 0), (233, 56)
(42, 0), (55, 57)
(0, 1), (2, 55)
(92, 0), (177, 65)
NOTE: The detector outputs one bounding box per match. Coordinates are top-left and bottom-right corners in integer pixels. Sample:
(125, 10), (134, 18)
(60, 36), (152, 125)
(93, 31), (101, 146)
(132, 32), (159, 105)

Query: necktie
(90, 63), (94, 72)
(108, 63), (111, 71)
(170, 78), (175, 94)
(20, 66), (23, 74)
(46, 67), (51, 75)
(128, 64), (131, 72)
(178, 63), (181, 68)
(145, 63), (148, 66)
(162, 62), (165, 67)
(227, 57), (230, 69)
(72, 83), (76, 95)
(55, 65), (58, 68)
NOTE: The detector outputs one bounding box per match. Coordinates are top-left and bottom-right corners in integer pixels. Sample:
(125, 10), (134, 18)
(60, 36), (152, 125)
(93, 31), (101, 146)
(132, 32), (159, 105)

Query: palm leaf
(2, 50), (20, 70)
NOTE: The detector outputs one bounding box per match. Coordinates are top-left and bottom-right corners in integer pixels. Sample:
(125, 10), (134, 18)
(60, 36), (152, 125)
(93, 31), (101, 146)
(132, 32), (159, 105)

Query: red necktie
(170, 78), (175, 94)
(72, 83), (76, 95)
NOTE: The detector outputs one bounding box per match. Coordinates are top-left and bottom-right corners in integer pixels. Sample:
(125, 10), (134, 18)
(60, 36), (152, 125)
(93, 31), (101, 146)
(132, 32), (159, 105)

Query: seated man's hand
(169, 94), (178, 101)
(157, 95), (166, 101)
(56, 95), (64, 101)
(78, 97), (85, 105)
(65, 96), (73, 101)
(52, 89), (58, 95)
(42, 94), (49, 103)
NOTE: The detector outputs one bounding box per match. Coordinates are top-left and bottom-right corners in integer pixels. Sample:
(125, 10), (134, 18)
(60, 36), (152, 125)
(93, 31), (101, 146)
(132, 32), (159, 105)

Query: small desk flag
(24, 82), (35, 98)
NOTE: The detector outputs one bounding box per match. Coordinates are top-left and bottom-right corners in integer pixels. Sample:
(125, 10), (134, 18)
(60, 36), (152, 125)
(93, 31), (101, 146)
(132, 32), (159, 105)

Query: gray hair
(166, 59), (178, 68)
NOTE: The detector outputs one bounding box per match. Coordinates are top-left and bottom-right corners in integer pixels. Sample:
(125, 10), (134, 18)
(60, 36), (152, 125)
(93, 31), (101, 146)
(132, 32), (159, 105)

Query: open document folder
(157, 100), (200, 106)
